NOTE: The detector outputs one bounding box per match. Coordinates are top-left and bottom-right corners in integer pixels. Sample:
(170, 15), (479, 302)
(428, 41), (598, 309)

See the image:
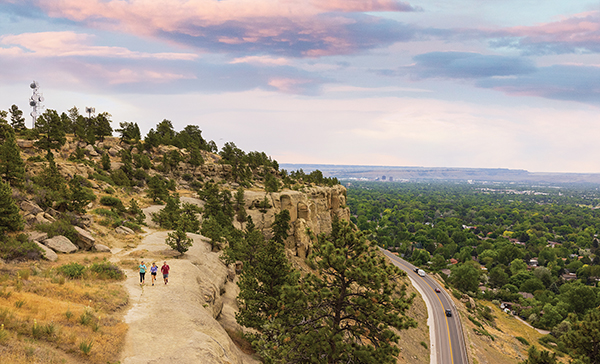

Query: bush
(104, 186), (115, 194)
(0, 234), (43, 261)
(91, 172), (115, 186)
(36, 219), (79, 245)
(110, 169), (130, 187)
(515, 336), (529, 346)
(57, 262), (86, 279)
(89, 261), (125, 280)
(100, 196), (125, 213)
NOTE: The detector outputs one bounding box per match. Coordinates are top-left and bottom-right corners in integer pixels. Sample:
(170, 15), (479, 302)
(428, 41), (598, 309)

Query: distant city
(280, 164), (600, 185)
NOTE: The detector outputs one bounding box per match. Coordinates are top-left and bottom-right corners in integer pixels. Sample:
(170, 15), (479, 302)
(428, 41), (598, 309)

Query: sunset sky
(1, 0), (600, 173)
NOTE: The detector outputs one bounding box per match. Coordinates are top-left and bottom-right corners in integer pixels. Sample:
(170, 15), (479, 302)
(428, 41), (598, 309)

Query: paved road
(382, 250), (469, 364)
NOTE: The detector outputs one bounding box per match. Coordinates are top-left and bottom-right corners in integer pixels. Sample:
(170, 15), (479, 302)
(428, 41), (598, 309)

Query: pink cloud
(0, 31), (198, 60)
(507, 12), (600, 40)
(230, 55), (291, 66)
(23, 0), (417, 57)
(311, 0), (418, 12)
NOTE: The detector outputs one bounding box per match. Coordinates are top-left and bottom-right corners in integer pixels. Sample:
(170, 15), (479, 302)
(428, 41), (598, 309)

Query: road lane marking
(383, 252), (456, 364)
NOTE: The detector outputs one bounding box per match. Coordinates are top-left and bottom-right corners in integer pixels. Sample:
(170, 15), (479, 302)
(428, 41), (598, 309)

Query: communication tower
(29, 81), (45, 128)
(85, 107), (95, 118)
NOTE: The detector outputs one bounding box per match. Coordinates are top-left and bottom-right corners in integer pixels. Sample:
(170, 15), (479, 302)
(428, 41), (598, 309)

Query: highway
(381, 250), (469, 364)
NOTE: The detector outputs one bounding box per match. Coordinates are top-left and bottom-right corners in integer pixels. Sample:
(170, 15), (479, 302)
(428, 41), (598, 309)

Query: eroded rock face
(21, 201), (43, 215)
(243, 185), (350, 258)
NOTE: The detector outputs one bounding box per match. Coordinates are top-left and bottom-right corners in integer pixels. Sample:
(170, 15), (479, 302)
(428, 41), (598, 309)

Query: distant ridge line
(279, 164), (600, 184)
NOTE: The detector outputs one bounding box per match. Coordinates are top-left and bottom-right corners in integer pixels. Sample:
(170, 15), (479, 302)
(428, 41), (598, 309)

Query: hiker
(161, 261), (170, 285)
(139, 261), (147, 285)
(150, 262), (158, 286)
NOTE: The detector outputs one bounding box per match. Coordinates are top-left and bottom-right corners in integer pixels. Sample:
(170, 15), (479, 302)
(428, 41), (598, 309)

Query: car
(435, 288), (441, 293)
(414, 268), (419, 273)
(445, 309), (452, 317)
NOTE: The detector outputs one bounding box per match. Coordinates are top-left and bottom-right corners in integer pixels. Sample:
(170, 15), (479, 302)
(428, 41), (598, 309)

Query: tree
(188, 145), (204, 169)
(257, 220), (416, 363)
(271, 209), (290, 244)
(94, 112), (113, 142)
(9, 104), (25, 131)
(200, 216), (223, 251)
(165, 220), (193, 255)
(236, 216), (296, 331)
(0, 124), (25, 186)
(450, 263), (480, 292)
(234, 187), (247, 223)
(147, 176), (169, 203)
(35, 109), (66, 156)
(519, 345), (557, 364)
(489, 266), (509, 288)
(116, 121), (141, 144)
(68, 175), (96, 213)
(156, 119), (175, 145)
(564, 308), (600, 364)
(264, 172), (279, 192)
(0, 178), (23, 233)
(101, 153), (111, 171)
(510, 258), (528, 275)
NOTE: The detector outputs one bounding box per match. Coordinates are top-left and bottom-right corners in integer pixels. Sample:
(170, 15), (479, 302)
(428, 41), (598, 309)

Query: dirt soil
(114, 229), (257, 364)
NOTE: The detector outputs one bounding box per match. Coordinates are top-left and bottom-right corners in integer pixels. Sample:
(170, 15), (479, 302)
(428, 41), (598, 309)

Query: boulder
(73, 226), (95, 249)
(46, 208), (60, 217)
(108, 146), (122, 157)
(25, 214), (38, 226)
(84, 144), (99, 157)
(94, 244), (111, 253)
(21, 201), (43, 215)
(115, 226), (135, 235)
(35, 242), (58, 262)
(80, 214), (94, 227)
(43, 213), (56, 222)
(27, 231), (48, 242)
(43, 236), (78, 254)
(35, 212), (50, 225)
(16, 139), (35, 148)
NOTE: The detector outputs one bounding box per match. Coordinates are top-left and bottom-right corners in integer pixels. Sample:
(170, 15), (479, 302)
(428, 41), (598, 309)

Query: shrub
(515, 336), (529, 346)
(104, 186), (115, 194)
(100, 196), (126, 213)
(89, 261), (125, 280)
(57, 262), (86, 279)
(79, 339), (93, 355)
(0, 234), (43, 261)
(27, 156), (45, 162)
(92, 172), (115, 186)
(110, 169), (130, 187)
(35, 219), (79, 245)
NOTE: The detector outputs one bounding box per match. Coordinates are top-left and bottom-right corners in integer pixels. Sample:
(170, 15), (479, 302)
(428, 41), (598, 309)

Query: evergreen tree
(200, 216), (223, 252)
(257, 220), (417, 364)
(147, 175), (169, 203)
(234, 187), (247, 223)
(68, 175), (96, 213)
(271, 209), (290, 244)
(0, 179), (23, 233)
(188, 145), (204, 169)
(94, 112), (113, 142)
(564, 308), (600, 364)
(101, 153), (111, 171)
(34, 109), (66, 156)
(67, 106), (80, 134)
(116, 121), (141, 144)
(264, 172), (280, 192)
(0, 124), (25, 186)
(151, 193), (181, 229)
(9, 104), (25, 131)
(519, 346), (557, 364)
(165, 218), (193, 255)
(128, 199), (146, 225)
(236, 233), (297, 332)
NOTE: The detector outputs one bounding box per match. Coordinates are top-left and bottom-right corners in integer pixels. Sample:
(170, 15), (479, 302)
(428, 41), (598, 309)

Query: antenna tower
(29, 81), (45, 128)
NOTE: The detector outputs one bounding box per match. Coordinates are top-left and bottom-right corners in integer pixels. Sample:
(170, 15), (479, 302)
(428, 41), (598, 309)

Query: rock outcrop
(35, 242), (58, 261)
(73, 226), (95, 250)
(242, 185), (350, 258)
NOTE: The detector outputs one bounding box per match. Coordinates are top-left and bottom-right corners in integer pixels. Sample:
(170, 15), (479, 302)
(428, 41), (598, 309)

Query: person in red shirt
(161, 261), (170, 285)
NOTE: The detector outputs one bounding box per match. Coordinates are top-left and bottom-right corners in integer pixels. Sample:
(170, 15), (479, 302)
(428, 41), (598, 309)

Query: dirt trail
(114, 229), (255, 364)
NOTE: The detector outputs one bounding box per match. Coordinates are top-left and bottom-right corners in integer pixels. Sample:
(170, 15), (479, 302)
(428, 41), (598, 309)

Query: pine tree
(101, 153), (111, 171)
(234, 187), (247, 223)
(519, 346), (557, 364)
(34, 109), (66, 155)
(68, 175), (96, 213)
(0, 179), (23, 233)
(257, 219), (417, 364)
(9, 105), (25, 132)
(200, 216), (223, 252)
(165, 218), (193, 255)
(564, 308), (600, 364)
(0, 124), (25, 186)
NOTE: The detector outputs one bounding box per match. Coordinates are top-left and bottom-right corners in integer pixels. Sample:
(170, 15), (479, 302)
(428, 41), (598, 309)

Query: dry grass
(395, 276), (430, 364)
(0, 258), (128, 364)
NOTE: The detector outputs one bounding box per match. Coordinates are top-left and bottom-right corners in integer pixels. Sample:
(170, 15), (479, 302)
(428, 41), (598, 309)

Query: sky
(1, 1), (600, 174)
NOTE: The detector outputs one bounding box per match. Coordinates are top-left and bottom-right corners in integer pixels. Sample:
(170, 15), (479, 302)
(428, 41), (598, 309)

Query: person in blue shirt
(139, 261), (147, 285)
(150, 262), (158, 286)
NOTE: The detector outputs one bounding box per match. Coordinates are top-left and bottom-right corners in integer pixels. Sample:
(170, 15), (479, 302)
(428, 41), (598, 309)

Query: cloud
(477, 65), (600, 104)
(487, 11), (600, 55)
(230, 55), (290, 66)
(4, 0), (420, 57)
(409, 51), (536, 79)
(0, 31), (198, 60)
